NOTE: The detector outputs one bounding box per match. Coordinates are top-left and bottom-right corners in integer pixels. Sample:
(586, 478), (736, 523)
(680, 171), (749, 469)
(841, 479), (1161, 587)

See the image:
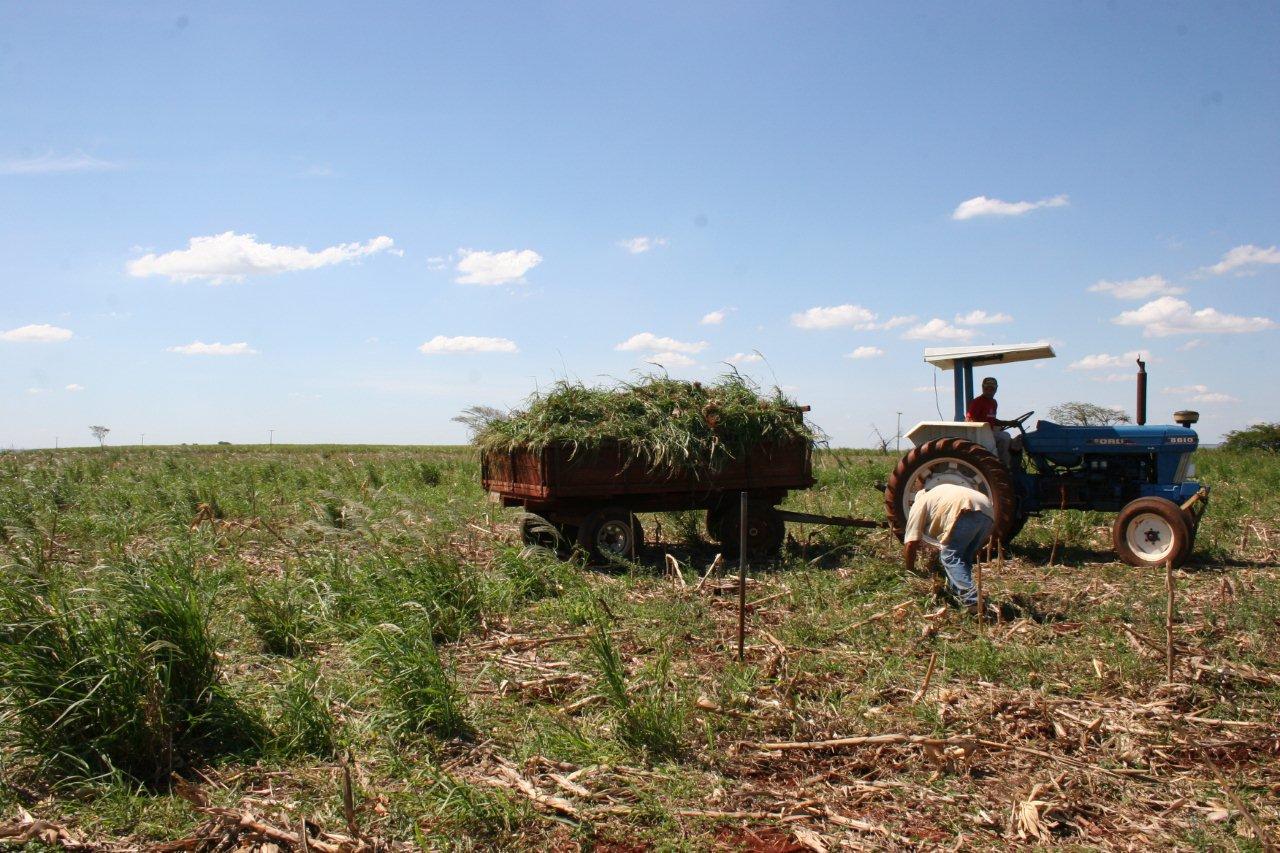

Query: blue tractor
(885, 344), (1209, 568)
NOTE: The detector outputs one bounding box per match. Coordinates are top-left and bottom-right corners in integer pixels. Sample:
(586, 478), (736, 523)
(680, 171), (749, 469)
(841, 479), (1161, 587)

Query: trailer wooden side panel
(482, 439), (813, 502)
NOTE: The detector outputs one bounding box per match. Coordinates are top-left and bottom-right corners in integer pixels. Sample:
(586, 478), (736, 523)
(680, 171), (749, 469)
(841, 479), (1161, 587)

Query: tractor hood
(1026, 420), (1199, 453)
(1025, 420), (1205, 505)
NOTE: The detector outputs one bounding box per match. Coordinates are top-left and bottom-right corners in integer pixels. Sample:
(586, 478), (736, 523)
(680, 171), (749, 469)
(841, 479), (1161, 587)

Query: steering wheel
(1009, 410), (1034, 435)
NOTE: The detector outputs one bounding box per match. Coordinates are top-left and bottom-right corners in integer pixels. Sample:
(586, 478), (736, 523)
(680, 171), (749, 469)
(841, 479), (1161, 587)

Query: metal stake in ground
(737, 491), (748, 662)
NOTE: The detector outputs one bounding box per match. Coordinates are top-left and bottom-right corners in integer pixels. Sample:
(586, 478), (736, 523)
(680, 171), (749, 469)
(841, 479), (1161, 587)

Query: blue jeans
(937, 511), (994, 607)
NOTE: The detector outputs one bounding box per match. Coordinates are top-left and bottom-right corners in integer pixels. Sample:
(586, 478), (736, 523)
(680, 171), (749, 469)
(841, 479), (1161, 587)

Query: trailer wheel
(577, 508), (643, 564)
(884, 438), (1017, 544)
(1113, 498), (1192, 568)
(710, 504), (785, 559)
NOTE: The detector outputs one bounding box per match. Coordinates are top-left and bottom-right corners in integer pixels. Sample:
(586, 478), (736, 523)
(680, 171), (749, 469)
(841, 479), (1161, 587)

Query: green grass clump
(588, 623), (684, 761)
(474, 373), (816, 473)
(363, 614), (469, 741)
(269, 662), (340, 758)
(0, 561), (261, 783)
(334, 550), (484, 643)
(245, 575), (318, 657)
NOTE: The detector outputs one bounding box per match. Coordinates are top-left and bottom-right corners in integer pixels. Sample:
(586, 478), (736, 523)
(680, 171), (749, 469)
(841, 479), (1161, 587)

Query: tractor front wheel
(1112, 498), (1192, 568)
(884, 438), (1018, 544)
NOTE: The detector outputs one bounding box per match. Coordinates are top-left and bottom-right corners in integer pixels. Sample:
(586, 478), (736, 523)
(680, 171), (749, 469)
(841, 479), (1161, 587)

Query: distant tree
(452, 405), (508, 439)
(1047, 402), (1132, 427)
(89, 425), (110, 447)
(1221, 422), (1280, 453)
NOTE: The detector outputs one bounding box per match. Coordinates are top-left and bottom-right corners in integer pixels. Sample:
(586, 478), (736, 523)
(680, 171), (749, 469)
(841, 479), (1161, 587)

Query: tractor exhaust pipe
(1135, 357), (1147, 426)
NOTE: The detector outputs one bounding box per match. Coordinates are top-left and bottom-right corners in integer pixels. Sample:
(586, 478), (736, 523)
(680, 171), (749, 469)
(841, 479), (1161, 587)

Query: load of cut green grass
(473, 373), (816, 473)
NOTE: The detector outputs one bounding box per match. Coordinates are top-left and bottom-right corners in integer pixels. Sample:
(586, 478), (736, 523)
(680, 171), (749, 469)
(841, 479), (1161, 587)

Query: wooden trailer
(483, 438), (879, 562)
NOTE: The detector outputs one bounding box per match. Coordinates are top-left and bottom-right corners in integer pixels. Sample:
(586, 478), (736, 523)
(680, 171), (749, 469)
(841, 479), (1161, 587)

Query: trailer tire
(1113, 498), (1192, 568)
(884, 438), (1017, 544)
(519, 513), (578, 557)
(709, 504), (786, 559)
(577, 508), (643, 564)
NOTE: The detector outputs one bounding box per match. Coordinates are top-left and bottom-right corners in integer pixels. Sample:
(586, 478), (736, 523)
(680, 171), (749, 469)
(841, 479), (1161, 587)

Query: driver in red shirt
(966, 377), (1019, 467)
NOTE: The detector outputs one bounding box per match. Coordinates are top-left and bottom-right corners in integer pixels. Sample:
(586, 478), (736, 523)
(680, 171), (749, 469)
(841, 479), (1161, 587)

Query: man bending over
(903, 483), (994, 614)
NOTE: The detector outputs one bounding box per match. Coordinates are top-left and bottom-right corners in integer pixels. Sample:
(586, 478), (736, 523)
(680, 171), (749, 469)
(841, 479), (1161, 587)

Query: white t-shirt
(904, 483), (994, 547)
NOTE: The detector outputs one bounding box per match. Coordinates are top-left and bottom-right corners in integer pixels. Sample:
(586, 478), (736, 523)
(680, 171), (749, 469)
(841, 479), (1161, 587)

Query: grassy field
(1, 445), (1277, 851)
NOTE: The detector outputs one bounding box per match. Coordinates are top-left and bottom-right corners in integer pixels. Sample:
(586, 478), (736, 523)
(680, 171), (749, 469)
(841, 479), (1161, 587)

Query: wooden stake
(737, 491), (748, 662)
(975, 546), (985, 631)
(1047, 485), (1068, 566)
(996, 538), (1005, 624)
(911, 652), (938, 705)
(1165, 557), (1175, 683)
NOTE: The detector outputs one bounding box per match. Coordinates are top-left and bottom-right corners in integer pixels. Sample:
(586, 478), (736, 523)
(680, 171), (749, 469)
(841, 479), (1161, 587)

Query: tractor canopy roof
(923, 342), (1055, 371)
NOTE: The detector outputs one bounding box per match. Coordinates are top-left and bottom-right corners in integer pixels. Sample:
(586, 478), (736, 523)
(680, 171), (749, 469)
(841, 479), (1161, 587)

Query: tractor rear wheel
(1112, 498), (1192, 568)
(884, 438), (1017, 544)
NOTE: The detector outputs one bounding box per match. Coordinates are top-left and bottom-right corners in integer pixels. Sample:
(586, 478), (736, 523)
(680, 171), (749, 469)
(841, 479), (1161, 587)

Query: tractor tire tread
(884, 438), (1018, 544)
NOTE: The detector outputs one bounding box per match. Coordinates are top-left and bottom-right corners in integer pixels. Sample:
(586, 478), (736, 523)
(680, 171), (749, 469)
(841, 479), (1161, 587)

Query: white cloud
(26, 388), (44, 395)
(878, 315), (917, 330)
(791, 304), (878, 330)
(615, 332), (708, 354)
(65, 383), (85, 392)
(1, 323), (74, 343)
(1178, 339), (1202, 352)
(1163, 384), (1239, 404)
(0, 151), (119, 175)
(955, 309), (1013, 325)
(846, 346), (884, 359)
(726, 352), (763, 364)
(701, 309), (728, 326)
(1200, 244), (1280, 276)
(618, 236), (668, 254)
(951, 194), (1069, 220)
(789, 305), (916, 331)
(1068, 350), (1150, 370)
(1090, 373), (1134, 383)
(1088, 275), (1184, 300)
(902, 319), (974, 341)
(418, 335), (518, 354)
(646, 351), (696, 367)
(426, 256), (448, 271)
(1113, 296), (1277, 337)
(128, 232), (395, 283)
(167, 341), (258, 356)
(454, 248), (542, 285)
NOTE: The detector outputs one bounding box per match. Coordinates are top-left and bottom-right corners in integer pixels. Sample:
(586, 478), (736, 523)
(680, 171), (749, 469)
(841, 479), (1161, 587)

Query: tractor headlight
(1187, 462), (1196, 478)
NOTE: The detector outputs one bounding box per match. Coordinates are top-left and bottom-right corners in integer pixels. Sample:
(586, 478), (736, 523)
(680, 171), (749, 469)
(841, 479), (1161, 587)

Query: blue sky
(3, 2), (1278, 448)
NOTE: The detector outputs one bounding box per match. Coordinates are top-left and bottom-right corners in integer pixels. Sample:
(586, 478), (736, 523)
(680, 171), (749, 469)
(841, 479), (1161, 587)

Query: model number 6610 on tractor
(884, 343), (1209, 569)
